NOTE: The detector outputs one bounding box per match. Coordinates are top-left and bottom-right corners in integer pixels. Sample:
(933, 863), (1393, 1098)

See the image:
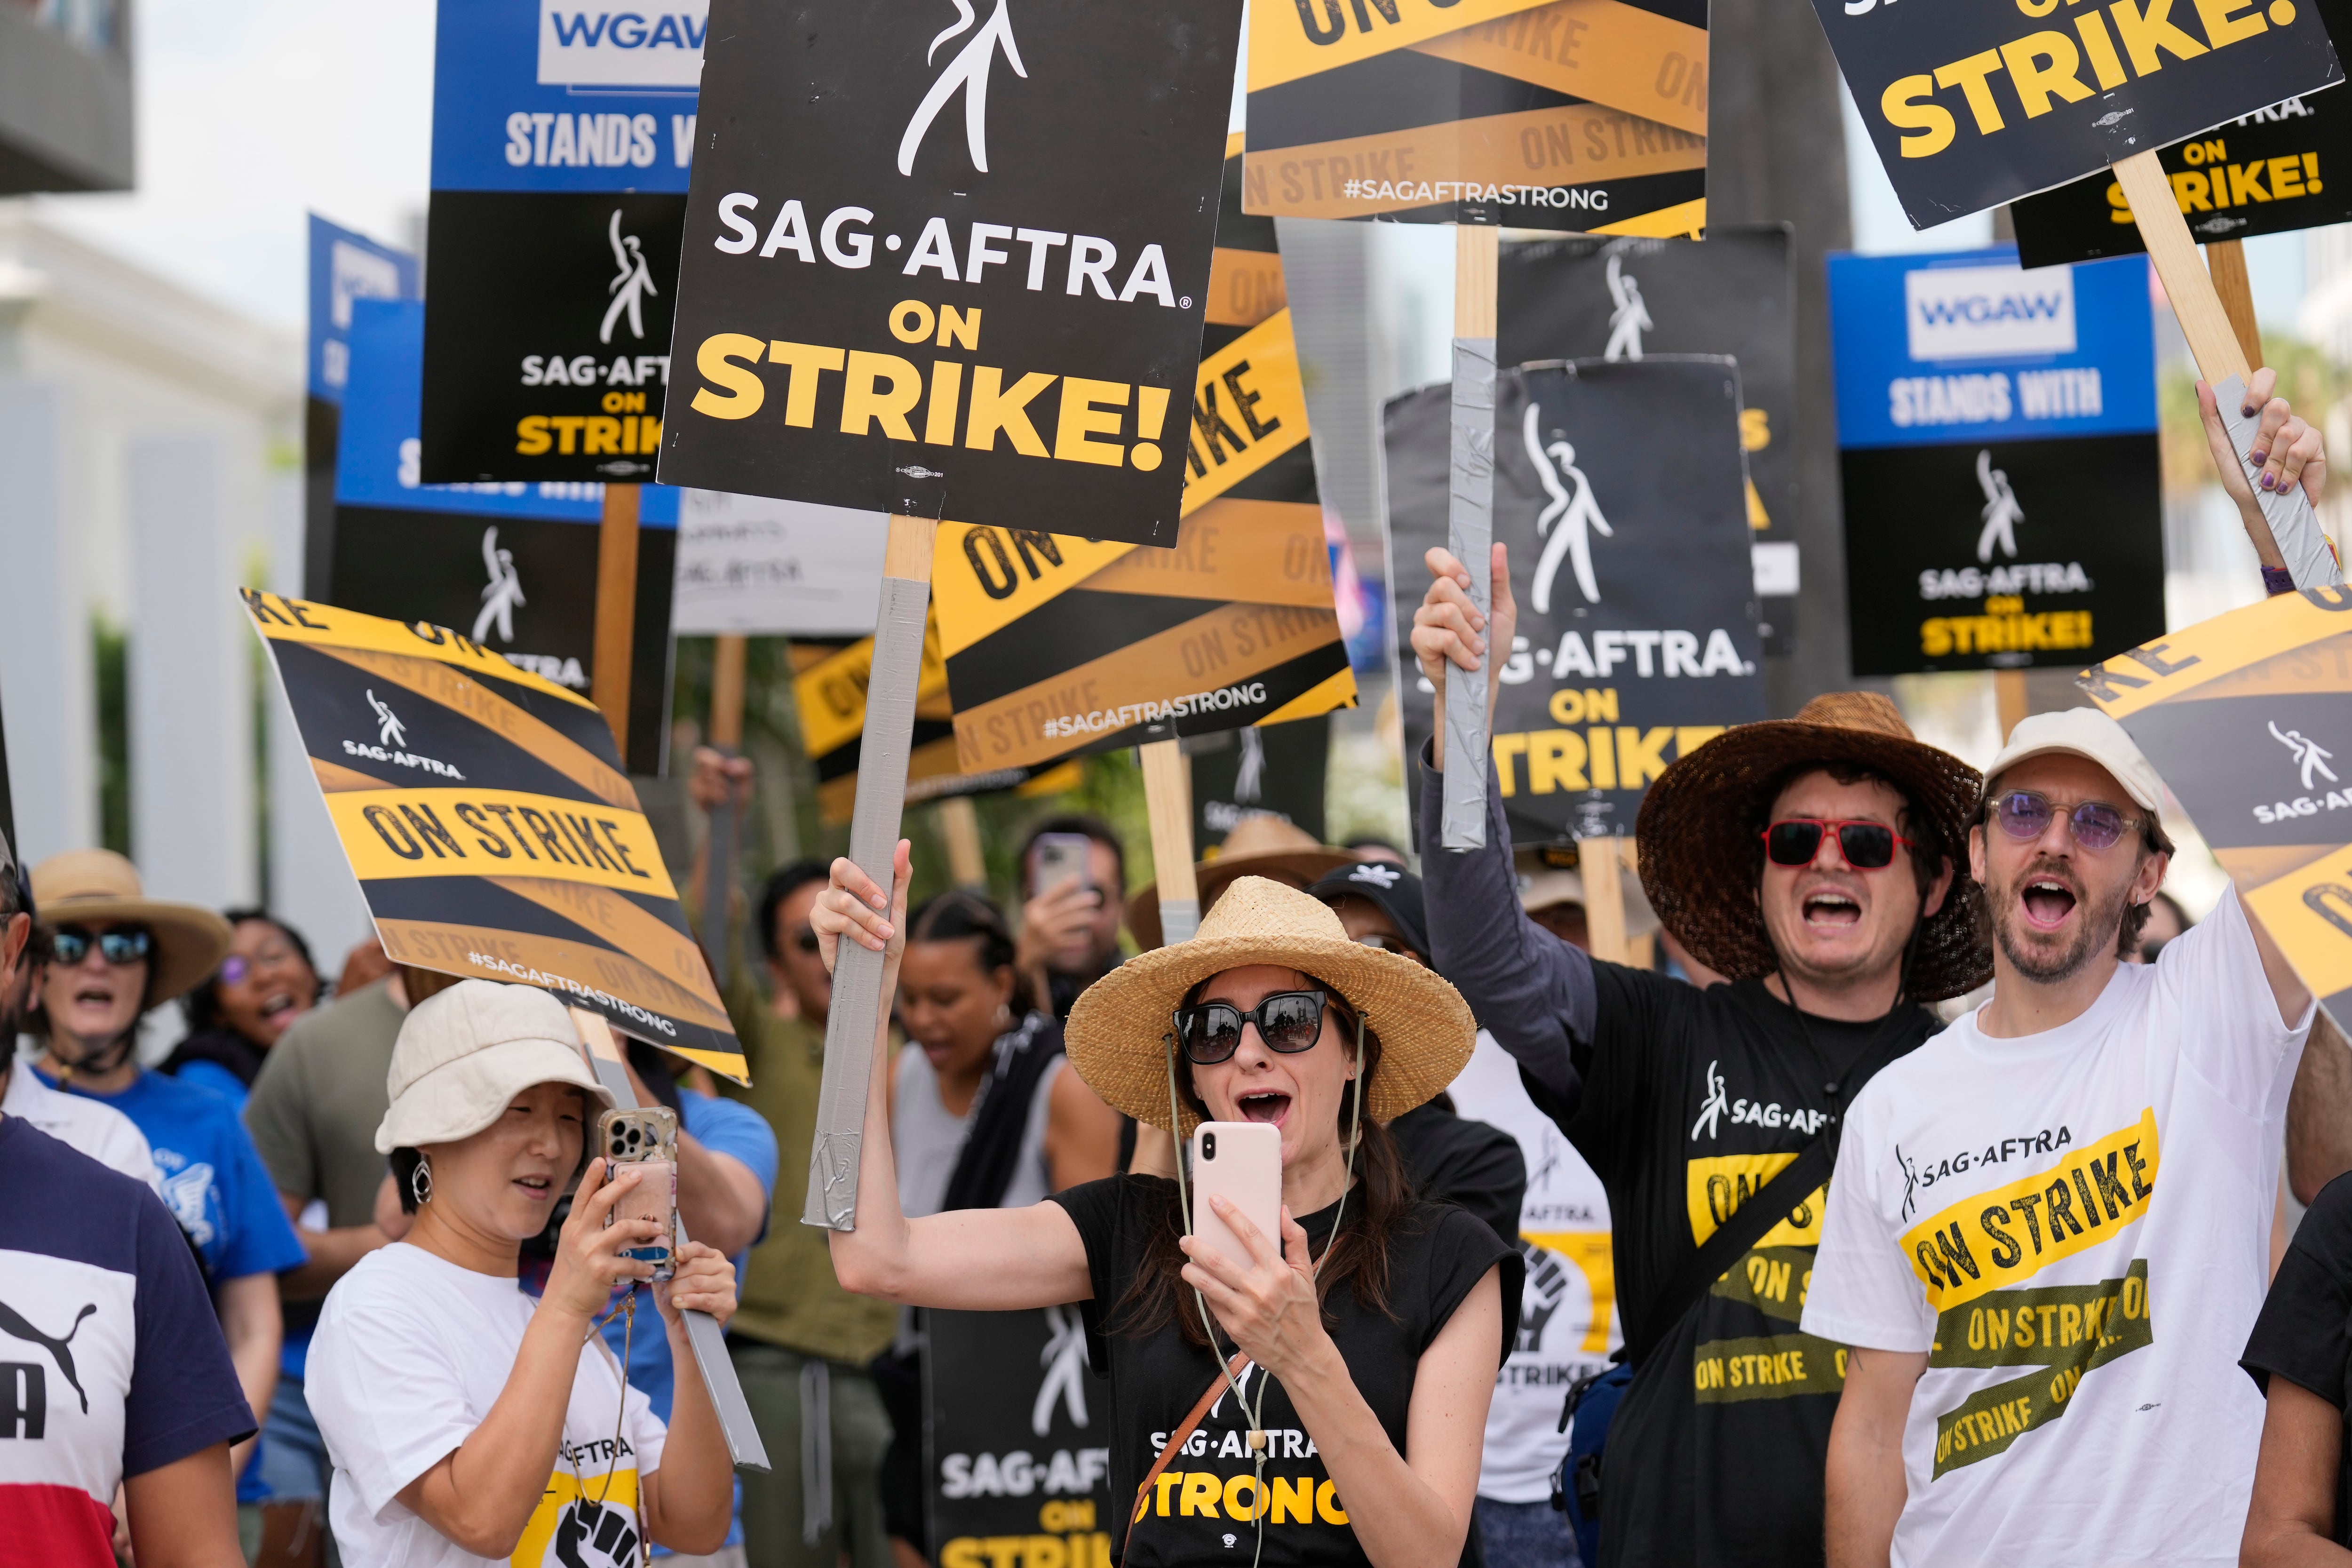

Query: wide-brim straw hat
(1069, 876), (1475, 1136)
(1635, 692), (1990, 1002)
(1126, 813), (1355, 951)
(30, 850), (234, 1002)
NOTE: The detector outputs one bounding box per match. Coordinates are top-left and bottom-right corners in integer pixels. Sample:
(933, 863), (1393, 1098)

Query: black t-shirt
(1050, 1174), (1522, 1567)
(2242, 1171), (2352, 1543)
(1547, 969), (1935, 1568)
(1388, 1099), (1526, 1252)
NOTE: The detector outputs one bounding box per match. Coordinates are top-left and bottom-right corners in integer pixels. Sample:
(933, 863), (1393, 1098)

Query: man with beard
(1806, 708), (2313, 1566)
(1414, 545), (1990, 1568)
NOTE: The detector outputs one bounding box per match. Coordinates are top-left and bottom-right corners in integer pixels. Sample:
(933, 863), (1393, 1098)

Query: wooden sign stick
(1140, 739), (1200, 945)
(1440, 224), (1501, 851)
(701, 633), (748, 990)
(2205, 237), (2265, 368)
(592, 483), (642, 743)
(1581, 836), (1631, 965)
(805, 514), (939, 1231)
(567, 1007), (771, 1472)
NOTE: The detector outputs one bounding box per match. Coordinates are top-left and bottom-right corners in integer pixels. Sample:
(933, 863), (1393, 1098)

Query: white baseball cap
(375, 979), (614, 1154)
(1983, 708), (2165, 814)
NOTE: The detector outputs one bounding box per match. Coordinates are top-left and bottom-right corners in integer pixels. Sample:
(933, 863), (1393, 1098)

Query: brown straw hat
(1068, 876), (1474, 1135)
(1634, 692), (1989, 1002)
(30, 850), (236, 1002)
(1126, 814), (1355, 951)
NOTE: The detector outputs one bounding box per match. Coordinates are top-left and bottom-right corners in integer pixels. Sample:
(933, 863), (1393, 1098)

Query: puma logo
(0, 1299), (96, 1414)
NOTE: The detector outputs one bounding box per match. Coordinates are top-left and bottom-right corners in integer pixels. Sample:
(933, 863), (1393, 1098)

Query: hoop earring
(410, 1156), (433, 1208)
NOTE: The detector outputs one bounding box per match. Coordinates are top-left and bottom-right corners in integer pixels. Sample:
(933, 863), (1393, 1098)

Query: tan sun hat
(375, 979), (614, 1153)
(1126, 814), (1356, 951)
(1068, 876), (1474, 1136)
(30, 850), (234, 1002)
(1515, 851), (1663, 939)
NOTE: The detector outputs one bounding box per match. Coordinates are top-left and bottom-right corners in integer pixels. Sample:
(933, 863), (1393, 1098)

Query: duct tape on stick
(2214, 374), (2346, 591)
(1442, 334), (1497, 851)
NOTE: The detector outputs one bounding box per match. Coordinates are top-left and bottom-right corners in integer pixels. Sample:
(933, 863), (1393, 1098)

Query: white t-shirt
(1803, 886), (2309, 1567)
(2, 1058), (160, 1191)
(1446, 1029), (1619, 1502)
(308, 1242), (668, 1568)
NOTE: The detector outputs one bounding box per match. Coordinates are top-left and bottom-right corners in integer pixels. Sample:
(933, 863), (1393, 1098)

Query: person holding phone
(303, 980), (739, 1567)
(817, 850), (1520, 1568)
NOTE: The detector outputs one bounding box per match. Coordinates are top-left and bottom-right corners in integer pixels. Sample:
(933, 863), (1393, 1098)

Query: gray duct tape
(703, 793), (735, 994)
(1158, 897), (1201, 947)
(2216, 374), (2345, 590)
(585, 1052), (773, 1472)
(805, 571), (934, 1232)
(1442, 335), (1498, 850)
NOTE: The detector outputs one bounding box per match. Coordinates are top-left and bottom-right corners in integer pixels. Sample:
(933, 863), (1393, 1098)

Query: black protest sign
(1193, 717), (1331, 850)
(240, 591), (747, 1080)
(420, 193), (687, 483)
(1817, 0), (2342, 228)
(1387, 358), (1765, 846)
(925, 1306), (1115, 1568)
(1841, 438), (2165, 673)
(657, 0), (1240, 548)
(2013, 92), (2352, 264)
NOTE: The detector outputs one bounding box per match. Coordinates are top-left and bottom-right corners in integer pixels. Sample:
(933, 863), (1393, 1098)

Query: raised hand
(808, 840), (914, 974)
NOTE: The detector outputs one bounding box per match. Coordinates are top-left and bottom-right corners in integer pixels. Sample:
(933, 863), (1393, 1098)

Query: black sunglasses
(52, 926), (152, 967)
(1989, 791), (2137, 852)
(1173, 990), (1329, 1065)
(1762, 819), (1910, 871)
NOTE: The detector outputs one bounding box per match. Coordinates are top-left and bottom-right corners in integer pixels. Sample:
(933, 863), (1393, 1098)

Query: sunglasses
(1351, 933), (1419, 958)
(787, 926), (820, 955)
(1173, 989), (1328, 1065)
(1989, 790), (2137, 852)
(1763, 819), (1911, 871)
(52, 926), (152, 968)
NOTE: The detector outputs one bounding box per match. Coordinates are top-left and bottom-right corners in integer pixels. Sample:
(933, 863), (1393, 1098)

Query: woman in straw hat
(816, 844), (1522, 1568)
(303, 980), (739, 1567)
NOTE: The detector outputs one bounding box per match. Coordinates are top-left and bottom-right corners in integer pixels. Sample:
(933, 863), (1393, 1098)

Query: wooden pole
(1995, 668), (2030, 742)
(1439, 223), (1502, 851)
(2204, 237), (2265, 370)
(709, 634), (747, 748)
(700, 633), (748, 990)
(592, 483), (642, 747)
(1140, 739), (1200, 946)
(938, 796), (986, 889)
(1581, 836), (1631, 965)
(805, 514), (939, 1231)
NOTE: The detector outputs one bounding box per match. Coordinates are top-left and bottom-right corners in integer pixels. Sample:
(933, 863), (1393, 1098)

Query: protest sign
(336, 300), (680, 773)
(1240, 0), (1708, 229)
(2013, 93), (2352, 265)
(239, 590), (747, 1081)
(925, 1306), (1115, 1568)
(1387, 358), (1765, 846)
(672, 490), (889, 637)
(417, 0), (698, 484)
(931, 141), (1356, 776)
(1814, 0), (2340, 229)
(1497, 226), (1796, 650)
(1192, 720), (1331, 850)
(303, 216), (420, 601)
(656, 0), (1240, 548)
(1828, 247), (2163, 677)
(2076, 589), (2352, 1032)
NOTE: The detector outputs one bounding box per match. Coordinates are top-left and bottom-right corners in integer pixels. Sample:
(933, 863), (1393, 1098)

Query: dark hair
(756, 859), (834, 962)
(1751, 761), (1948, 899)
(1110, 977), (1415, 1348)
(391, 1146), (426, 1215)
(904, 891), (1030, 1011)
(1975, 776), (2178, 957)
(182, 909), (318, 1034)
(1020, 814), (1126, 895)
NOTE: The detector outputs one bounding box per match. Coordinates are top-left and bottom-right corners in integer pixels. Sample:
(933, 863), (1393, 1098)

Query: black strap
(1622, 1136), (1836, 1368)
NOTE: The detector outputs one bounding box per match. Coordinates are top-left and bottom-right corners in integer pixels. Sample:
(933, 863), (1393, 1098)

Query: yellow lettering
(1882, 73), (1958, 157)
(690, 333), (767, 420)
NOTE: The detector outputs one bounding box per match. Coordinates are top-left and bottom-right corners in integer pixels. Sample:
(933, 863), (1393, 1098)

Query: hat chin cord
(44, 1020), (141, 1088)
(1161, 1011), (1369, 1568)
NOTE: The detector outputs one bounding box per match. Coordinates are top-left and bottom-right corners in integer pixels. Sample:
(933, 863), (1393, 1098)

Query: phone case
(1034, 832), (1094, 894)
(598, 1106), (679, 1281)
(1190, 1121), (1283, 1273)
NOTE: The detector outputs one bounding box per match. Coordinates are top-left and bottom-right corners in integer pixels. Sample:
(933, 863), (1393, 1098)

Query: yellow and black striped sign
(2079, 588), (2352, 1032)
(935, 143), (1359, 774)
(1242, 0), (1707, 231)
(241, 588), (747, 1081)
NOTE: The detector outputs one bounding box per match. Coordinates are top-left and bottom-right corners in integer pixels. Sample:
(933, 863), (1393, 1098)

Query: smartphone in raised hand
(597, 1106), (679, 1281)
(1190, 1121), (1282, 1273)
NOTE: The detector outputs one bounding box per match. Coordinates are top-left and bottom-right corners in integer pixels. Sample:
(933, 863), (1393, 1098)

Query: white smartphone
(1033, 832), (1095, 896)
(1190, 1121), (1283, 1272)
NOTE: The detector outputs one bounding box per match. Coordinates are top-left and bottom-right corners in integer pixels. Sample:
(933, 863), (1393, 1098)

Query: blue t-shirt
(169, 1058), (249, 1111)
(0, 1116), (255, 1565)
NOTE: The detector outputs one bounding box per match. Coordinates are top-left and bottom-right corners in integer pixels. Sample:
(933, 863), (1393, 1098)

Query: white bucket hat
(375, 979), (614, 1154)
(1984, 708), (2165, 813)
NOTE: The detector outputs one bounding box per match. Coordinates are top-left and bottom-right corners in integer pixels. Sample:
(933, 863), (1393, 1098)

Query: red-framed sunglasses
(1761, 819), (1911, 870)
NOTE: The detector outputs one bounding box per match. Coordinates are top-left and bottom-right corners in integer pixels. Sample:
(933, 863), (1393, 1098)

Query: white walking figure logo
(601, 209), (658, 345)
(1603, 254), (1651, 363)
(1975, 448), (2023, 563)
(898, 0), (1026, 176)
(1032, 1304), (1090, 1436)
(474, 525), (526, 645)
(2271, 721), (2340, 790)
(1525, 402), (1613, 612)
(367, 690), (406, 749)
(1691, 1059), (1728, 1141)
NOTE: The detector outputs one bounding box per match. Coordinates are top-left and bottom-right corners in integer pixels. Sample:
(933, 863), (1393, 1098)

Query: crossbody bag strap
(1122, 1349), (1251, 1551)
(1623, 1135), (1836, 1368)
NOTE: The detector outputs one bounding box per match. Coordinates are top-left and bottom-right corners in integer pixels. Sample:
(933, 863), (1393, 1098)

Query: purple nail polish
(2251, 450), (2268, 464)
(2244, 405), (2261, 417)
(2262, 472), (2277, 489)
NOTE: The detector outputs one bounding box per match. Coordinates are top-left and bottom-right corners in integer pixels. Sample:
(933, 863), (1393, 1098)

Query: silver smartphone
(1033, 831), (1095, 896)
(597, 1106), (678, 1282)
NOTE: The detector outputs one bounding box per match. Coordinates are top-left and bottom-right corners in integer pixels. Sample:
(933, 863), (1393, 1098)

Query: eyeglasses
(787, 926), (820, 955)
(1989, 790), (2137, 852)
(1762, 820), (1911, 871)
(52, 926), (151, 967)
(1351, 933), (1419, 958)
(1173, 990), (1328, 1065)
